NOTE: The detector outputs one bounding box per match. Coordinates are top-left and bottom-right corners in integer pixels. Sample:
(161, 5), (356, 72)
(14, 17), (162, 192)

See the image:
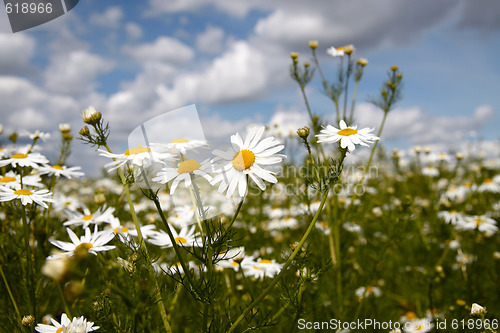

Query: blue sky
(1, 0), (500, 174)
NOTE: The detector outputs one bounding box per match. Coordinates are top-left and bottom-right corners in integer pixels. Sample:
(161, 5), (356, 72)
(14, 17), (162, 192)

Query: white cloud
(44, 51), (114, 95)
(353, 103), (496, 146)
(125, 22), (143, 40)
(89, 6), (124, 29)
(124, 36), (194, 65)
(0, 33), (36, 74)
(196, 26), (225, 54)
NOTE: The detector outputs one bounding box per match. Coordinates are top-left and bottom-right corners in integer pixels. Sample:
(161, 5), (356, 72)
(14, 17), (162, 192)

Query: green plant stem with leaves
(102, 144), (172, 333)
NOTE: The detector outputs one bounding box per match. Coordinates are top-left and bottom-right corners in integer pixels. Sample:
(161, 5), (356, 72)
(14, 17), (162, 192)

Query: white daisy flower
(35, 313), (99, 332)
(421, 166), (439, 177)
(211, 126), (285, 198)
(99, 146), (175, 171)
(38, 164), (85, 179)
(52, 194), (81, 213)
(437, 211), (467, 225)
(63, 205), (115, 229)
(316, 120), (379, 152)
(355, 286), (382, 299)
(152, 138), (208, 155)
(0, 171), (44, 190)
(0, 187), (53, 208)
(0, 151), (49, 168)
(147, 225), (201, 248)
(48, 226), (115, 259)
(241, 257), (283, 279)
(152, 159), (212, 195)
(128, 224), (157, 239)
(478, 178), (500, 193)
(326, 46), (345, 57)
(455, 215), (498, 236)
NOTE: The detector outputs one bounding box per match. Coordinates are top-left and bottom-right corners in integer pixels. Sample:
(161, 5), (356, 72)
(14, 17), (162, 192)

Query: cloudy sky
(1, 0), (500, 175)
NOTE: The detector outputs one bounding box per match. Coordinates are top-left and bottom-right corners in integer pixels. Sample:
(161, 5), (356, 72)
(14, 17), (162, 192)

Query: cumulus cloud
(125, 22), (143, 40)
(353, 103), (496, 146)
(196, 26), (225, 54)
(0, 33), (36, 74)
(123, 36), (194, 65)
(44, 51), (115, 95)
(89, 6), (124, 29)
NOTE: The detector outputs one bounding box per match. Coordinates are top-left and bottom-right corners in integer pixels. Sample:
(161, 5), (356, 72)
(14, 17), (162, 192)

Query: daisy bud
(9, 132), (17, 143)
(456, 299), (466, 306)
(59, 123), (71, 133)
(356, 58), (368, 66)
(82, 106), (102, 125)
(94, 193), (106, 205)
(62, 133), (73, 141)
(0, 124), (3, 135)
(297, 126), (310, 139)
(397, 73), (403, 79)
(471, 303), (486, 316)
(79, 126), (90, 137)
(343, 44), (355, 55)
(391, 65), (399, 71)
(290, 52), (299, 59)
(21, 315), (35, 326)
(414, 146), (422, 154)
(309, 40), (318, 49)
(304, 62), (310, 67)
(456, 152), (464, 160)
(493, 251), (500, 260)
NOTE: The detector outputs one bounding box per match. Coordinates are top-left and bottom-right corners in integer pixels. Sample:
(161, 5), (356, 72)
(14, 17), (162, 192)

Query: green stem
(0, 265), (21, 320)
(103, 144), (172, 333)
(312, 48), (340, 123)
(348, 78), (360, 125)
(227, 188), (331, 333)
(342, 54), (352, 121)
(57, 283), (71, 318)
(20, 205), (36, 331)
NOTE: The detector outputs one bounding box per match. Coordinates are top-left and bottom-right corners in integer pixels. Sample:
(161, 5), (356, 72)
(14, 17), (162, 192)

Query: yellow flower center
(474, 217), (484, 227)
(124, 146), (151, 156)
(114, 227), (128, 234)
(177, 159), (201, 174)
(171, 138), (189, 143)
(337, 47), (344, 51)
(406, 311), (417, 320)
(75, 242), (93, 251)
(232, 149), (256, 171)
(175, 237), (187, 244)
(0, 176), (16, 183)
(484, 178), (493, 184)
(14, 189), (32, 196)
(366, 286), (373, 293)
(338, 128), (358, 136)
(56, 328), (63, 333)
(82, 214), (93, 221)
(259, 259), (273, 264)
(231, 262), (239, 267)
(415, 324), (423, 331)
(11, 153), (28, 159)
(51, 165), (64, 170)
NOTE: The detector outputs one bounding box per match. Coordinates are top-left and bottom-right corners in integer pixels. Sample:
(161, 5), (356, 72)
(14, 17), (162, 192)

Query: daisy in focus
(326, 46), (345, 57)
(316, 120), (379, 152)
(211, 126), (285, 198)
(35, 313), (99, 332)
(152, 158), (212, 195)
(48, 226), (115, 259)
(0, 187), (53, 208)
(38, 164), (85, 179)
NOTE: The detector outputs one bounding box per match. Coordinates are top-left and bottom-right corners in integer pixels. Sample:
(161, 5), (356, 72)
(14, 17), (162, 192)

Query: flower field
(0, 42), (499, 333)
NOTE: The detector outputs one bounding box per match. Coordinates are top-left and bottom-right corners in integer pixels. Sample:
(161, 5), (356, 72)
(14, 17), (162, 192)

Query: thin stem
(20, 205), (36, 323)
(348, 78), (360, 125)
(57, 283), (71, 318)
(0, 265), (21, 320)
(102, 144), (172, 333)
(311, 48), (340, 123)
(227, 188), (331, 333)
(342, 54), (352, 121)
